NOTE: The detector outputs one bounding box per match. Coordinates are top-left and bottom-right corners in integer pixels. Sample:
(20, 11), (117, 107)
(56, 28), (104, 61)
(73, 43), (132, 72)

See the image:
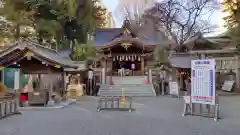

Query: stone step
(98, 84), (156, 97)
(99, 88), (154, 92)
(108, 76), (147, 85)
(99, 85), (153, 89)
(98, 93), (154, 97)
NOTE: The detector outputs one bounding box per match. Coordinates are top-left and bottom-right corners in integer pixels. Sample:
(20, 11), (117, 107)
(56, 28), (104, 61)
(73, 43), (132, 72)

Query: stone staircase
(98, 76), (156, 97)
(111, 76), (147, 85)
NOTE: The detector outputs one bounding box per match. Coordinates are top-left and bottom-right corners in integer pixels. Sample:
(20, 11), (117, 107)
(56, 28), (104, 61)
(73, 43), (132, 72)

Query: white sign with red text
(191, 59), (216, 105)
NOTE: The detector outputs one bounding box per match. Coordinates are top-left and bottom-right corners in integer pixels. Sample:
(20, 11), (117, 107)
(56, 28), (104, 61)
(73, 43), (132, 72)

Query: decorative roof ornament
(121, 42), (132, 50)
(25, 51), (34, 60)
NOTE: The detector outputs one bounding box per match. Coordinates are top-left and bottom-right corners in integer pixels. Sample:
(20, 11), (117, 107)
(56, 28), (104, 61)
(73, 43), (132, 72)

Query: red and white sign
(191, 59), (216, 105)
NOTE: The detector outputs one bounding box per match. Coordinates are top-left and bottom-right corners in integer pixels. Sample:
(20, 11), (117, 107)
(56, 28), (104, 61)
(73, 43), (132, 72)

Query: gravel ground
(0, 96), (240, 135)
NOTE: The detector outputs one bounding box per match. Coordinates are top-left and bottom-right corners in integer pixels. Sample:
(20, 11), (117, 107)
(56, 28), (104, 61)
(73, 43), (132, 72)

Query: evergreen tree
(0, 0), (35, 41)
(223, 0), (240, 27)
(0, 0), (107, 52)
(223, 0), (240, 53)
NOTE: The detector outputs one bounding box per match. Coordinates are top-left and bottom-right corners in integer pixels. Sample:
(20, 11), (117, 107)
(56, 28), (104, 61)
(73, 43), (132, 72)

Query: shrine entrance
(96, 20), (155, 77)
(112, 55), (142, 76)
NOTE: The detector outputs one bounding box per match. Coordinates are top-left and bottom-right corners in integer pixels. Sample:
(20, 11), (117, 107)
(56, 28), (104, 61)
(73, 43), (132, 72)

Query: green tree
(1, 0), (107, 51)
(223, 0), (240, 53)
(223, 0), (240, 27)
(0, 0), (35, 41)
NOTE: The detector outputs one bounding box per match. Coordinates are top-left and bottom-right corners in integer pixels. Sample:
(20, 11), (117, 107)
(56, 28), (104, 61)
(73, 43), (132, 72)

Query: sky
(102, 0), (227, 35)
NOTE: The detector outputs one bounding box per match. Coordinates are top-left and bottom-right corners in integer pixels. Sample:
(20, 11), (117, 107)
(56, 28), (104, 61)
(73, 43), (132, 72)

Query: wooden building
(0, 41), (84, 104)
(93, 19), (170, 76)
(169, 33), (240, 92)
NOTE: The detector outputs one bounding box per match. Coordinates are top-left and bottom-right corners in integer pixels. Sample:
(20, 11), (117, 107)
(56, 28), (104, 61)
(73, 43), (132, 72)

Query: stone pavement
(19, 99), (76, 110)
(0, 96), (240, 135)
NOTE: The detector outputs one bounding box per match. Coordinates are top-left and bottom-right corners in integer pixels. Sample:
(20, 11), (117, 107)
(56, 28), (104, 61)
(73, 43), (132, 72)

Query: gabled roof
(183, 33), (222, 50)
(0, 41), (79, 68)
(94, 28), (122, 46)
(94, 19), (170, 47)
(169, 54), (197, 69)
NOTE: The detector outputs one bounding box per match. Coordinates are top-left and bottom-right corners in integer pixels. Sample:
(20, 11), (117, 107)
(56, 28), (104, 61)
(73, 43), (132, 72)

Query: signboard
(169, 81), (179, 96)
(222, 80), (234, 92)
(191, 59), (216, 105)
(131, 63), (135, 69)
(88, 70), (93, 79)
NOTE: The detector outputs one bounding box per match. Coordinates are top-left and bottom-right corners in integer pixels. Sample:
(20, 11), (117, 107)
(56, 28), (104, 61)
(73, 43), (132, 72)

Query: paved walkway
(0, 96), (240, 135)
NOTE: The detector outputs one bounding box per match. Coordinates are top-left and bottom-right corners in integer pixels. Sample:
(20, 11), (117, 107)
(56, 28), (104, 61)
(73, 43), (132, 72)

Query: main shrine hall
(94, 19), (170, 76)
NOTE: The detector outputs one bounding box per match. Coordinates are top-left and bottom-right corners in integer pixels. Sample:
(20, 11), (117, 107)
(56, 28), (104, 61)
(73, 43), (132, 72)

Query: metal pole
(161, 80), (165, 95)
(89, 79), (92, 96)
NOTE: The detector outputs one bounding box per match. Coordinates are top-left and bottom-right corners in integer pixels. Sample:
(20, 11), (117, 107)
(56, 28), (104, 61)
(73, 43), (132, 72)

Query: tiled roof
(94, 25), (170, 46)
(169, 54), (197, 68)
(0, 41), (80, 68)
(94, 28), (122, 46)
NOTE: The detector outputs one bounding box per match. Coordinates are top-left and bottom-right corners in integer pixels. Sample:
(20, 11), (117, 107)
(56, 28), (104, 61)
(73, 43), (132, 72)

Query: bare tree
(114, 0), (154, 24)
(144, 0), (219, 45)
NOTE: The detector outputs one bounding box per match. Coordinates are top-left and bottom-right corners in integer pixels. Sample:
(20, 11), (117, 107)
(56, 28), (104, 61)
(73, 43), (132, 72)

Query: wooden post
(104, 59), (107, 83)
(141, 57), (144, 74)
(47, 74), (55, 105)
(149, 68), (152, 84)
(235, 56), (240, 92)
(101, 68), (105, 84)
(62, 72), (66, 97)
(19, 69), (23, 89)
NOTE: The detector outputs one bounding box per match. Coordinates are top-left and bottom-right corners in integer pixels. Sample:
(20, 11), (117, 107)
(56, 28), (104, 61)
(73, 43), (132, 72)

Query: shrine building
(94, 19), (170, 76)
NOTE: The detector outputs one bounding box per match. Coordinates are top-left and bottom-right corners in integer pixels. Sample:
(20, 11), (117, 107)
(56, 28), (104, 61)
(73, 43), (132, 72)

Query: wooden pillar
(62, 72), (66, 96)
(235, 56), (240, 92)
(47, 71), (55, 105)
(104, 59), (107, 84)
(141, 57), (145, 74)
(19, 69), (24, 89)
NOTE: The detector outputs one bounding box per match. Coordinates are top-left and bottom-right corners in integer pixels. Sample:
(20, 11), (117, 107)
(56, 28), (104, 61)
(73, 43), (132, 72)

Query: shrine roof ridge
(0, 41), (81, 69)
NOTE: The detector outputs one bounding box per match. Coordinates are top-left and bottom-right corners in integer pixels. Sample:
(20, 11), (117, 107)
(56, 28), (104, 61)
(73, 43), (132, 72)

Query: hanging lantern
(119, 56), (122, 61)
(138, 56), (141, 61)
(126, 56), (128, 61)
(131, 56), (134, 61)
(113, 57), (115, 61)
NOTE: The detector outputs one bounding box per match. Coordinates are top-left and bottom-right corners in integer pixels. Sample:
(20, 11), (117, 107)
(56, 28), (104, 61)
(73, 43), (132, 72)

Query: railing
(0, 92), (21, 119)
(97, 96), (133, 112)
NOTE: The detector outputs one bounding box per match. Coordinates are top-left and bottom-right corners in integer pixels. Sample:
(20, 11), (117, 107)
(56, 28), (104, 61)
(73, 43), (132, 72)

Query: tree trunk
(15, 24), (20, 41)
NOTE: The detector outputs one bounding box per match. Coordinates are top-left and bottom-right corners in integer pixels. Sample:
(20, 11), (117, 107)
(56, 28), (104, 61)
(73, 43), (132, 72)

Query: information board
(191, 59), (216, 105)
(222, 80), (234, 92)
(169, 81), (179, 96)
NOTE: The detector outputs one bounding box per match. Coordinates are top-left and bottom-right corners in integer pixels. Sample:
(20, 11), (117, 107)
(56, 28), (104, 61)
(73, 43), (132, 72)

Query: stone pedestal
(47, 100), (55, 106)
